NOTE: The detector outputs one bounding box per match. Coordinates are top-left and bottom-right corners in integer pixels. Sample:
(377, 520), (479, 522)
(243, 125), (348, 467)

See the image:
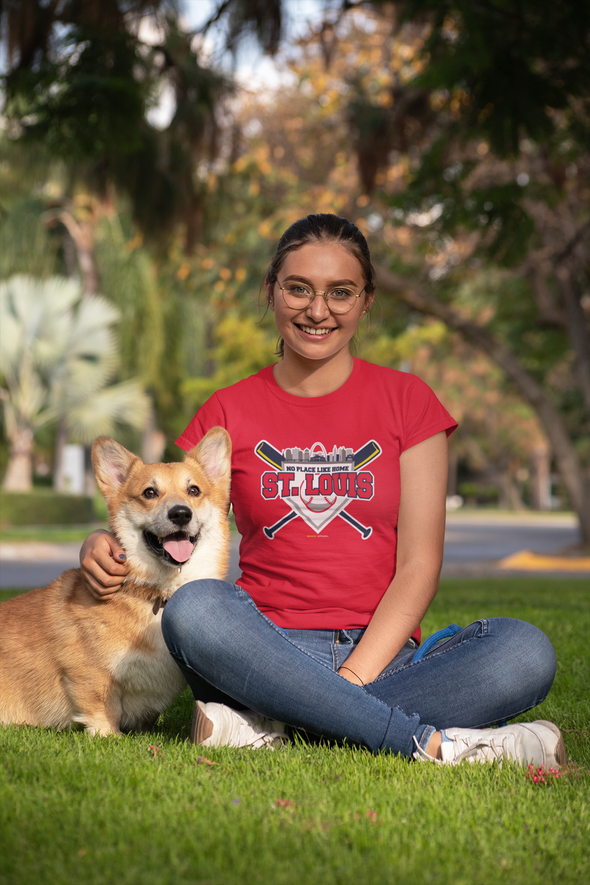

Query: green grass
(1, 578), (589, 885)
(0, 513), (241, 542)
(0, 523), (108, 543)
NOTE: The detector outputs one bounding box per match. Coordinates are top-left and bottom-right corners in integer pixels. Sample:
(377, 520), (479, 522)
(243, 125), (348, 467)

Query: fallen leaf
(196, 755), (216, 766)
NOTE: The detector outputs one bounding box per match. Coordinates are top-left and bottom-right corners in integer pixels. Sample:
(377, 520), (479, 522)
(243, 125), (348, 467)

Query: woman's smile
(295, 322), (336, 338)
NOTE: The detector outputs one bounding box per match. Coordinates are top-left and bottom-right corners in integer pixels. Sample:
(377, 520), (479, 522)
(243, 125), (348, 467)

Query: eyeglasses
(277, 281), (366, 314)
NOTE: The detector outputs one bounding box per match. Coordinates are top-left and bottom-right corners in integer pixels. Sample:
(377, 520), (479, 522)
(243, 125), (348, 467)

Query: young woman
(81, 214), (564, 766)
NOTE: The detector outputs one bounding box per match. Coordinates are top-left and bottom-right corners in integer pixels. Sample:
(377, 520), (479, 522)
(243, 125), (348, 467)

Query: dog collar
(152, 597), (167, 616)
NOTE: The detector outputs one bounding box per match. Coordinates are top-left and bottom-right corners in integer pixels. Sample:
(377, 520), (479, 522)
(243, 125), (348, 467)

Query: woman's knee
(161, 579), (234, 655)
(489, 617), (557, 696)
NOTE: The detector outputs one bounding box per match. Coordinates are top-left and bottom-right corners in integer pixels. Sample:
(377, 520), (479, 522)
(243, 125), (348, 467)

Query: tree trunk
(141, 400), (166, 464)
(530, 443), (552, 510)
(556, 271), (590, 419)
(497, 469), (526, 511)
(53, 418), (68, 492)
(47, 209), (99, 295)
(2, 426), (34, 492)
(84, 445), (96, 496)
(375, 264), (590, 544)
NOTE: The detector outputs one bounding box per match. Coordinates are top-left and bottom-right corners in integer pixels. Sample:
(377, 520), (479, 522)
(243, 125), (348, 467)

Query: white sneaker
(191, 701), (289, 750)
(414, 720), (566, 768)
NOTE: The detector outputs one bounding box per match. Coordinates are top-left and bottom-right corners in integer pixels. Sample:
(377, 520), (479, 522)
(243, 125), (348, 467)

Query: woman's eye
(188, 486), (201, 497)
(330, 288), (350, 299)
(289, 284), (310, 296)
(143, 488), (157, 499)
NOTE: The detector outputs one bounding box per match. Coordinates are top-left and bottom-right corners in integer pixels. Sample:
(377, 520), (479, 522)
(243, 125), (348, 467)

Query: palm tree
(0, 275), (150, 492)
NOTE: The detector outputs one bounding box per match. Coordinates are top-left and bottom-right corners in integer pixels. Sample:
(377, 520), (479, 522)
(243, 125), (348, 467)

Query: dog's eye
(143, 487), (158, 499)
(188, 485), (201, 497)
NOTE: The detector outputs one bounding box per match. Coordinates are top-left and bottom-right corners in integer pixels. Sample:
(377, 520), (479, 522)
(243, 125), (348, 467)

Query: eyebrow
(281, 274), (360, 287)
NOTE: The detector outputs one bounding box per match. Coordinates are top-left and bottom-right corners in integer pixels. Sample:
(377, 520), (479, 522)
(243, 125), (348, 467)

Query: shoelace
(237, 713), (288, 749)
(413, 734), (505, 764)
(247, 732), (289, 750)
(453, 736), (503, 763)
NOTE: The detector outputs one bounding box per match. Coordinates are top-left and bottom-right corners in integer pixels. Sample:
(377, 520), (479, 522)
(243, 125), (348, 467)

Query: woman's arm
(79, 529), (128, 600)
(337, 431), (448, 686)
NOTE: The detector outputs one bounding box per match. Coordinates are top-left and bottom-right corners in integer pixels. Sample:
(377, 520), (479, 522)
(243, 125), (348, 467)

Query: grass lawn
(0, 524), (109, 544)
(1, 577), (588, 885)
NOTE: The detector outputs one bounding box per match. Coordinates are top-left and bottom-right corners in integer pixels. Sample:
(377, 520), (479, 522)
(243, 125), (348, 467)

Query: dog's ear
(92, 437), (140, 499)
(186, 427), (231, 485)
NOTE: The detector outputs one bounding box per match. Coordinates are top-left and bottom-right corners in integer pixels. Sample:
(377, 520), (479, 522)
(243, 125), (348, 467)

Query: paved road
(0, 513), (585, 589)
(442, 515), (580, 564)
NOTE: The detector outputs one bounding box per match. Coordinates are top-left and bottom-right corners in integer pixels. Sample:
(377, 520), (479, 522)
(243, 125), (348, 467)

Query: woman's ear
(264, 276), (274, 310)
(363, 288), (375, 315)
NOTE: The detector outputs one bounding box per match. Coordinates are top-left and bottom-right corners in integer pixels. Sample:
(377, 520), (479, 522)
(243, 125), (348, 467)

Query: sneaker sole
(190, 701), (214, 745)
(534, 720), (567, 767)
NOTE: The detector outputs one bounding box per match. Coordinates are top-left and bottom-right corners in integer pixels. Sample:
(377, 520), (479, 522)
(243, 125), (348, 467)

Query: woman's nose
(306, 292), (330, 320)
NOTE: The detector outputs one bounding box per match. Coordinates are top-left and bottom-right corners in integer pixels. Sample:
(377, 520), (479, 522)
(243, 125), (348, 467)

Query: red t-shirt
(177, 359), (457, 638)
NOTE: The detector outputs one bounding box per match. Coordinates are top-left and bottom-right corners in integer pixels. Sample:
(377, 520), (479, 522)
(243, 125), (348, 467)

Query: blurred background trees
(0, 0), (588, 541)
(0, 274), (149, 491)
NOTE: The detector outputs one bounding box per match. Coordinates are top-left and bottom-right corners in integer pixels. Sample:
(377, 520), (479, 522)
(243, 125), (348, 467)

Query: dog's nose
(167, 504), (193, 527)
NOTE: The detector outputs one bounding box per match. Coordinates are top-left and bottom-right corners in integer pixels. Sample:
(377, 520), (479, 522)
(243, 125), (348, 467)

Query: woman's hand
(79, 529), (128, 601)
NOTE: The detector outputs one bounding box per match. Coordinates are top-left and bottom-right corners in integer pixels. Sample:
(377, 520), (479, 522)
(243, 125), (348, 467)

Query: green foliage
(394, 0), (590, 155)
(2, 2), (234, 250)
(9, 26), (147, 162)
(390, 145), (538, 267)
(0, 524), (107, 543)
(182, 312), (276, 412)
(0, 490), (95, 526)
(456, 482), (499, 505)
(0, 198), (60, 278)
(93, 219), (165, 388)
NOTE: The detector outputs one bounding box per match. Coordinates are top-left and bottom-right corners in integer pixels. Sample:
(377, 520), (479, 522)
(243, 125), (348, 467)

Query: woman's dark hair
(264, 214), (375, 356)
(266, 213), (375, 292)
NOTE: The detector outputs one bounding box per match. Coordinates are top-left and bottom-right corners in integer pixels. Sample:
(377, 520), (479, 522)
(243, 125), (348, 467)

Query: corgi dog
(0, 426), (231, 736)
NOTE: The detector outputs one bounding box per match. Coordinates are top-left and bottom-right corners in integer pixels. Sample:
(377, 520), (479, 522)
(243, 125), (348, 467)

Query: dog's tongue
(163, 537), (194, 563)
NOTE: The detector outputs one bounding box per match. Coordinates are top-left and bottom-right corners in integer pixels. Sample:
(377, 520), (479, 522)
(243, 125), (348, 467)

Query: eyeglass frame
(275, 279), (368, 314)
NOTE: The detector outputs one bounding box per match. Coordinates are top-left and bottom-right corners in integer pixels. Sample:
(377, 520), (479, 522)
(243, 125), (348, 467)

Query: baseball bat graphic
(256, 439), (382, 538)
(338, 510), (372, 539)
(263, 510), (298, 539)
(353, 440), (382, 469)
(255, 440), (284, 470)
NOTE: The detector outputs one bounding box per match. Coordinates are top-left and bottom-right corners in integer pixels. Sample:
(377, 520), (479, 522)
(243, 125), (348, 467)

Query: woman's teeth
(299, 325), (333, 336)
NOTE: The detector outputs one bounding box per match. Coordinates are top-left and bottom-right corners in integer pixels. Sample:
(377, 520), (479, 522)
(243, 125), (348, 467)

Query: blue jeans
(161, 580), (557, 758)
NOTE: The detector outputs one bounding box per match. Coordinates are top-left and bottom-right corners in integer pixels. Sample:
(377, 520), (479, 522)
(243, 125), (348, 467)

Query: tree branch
(556, 271), (590, 418)
(552, 220), (590, 268)
(374, 262), (589, 534)
(191, 0), (233, 39)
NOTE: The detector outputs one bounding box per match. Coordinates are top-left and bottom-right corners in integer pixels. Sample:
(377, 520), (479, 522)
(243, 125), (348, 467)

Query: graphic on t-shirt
(255, 439), (381, 539)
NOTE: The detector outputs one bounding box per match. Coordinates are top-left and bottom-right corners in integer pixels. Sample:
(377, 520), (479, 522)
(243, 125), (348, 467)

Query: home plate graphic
(255, 439), (382, 539)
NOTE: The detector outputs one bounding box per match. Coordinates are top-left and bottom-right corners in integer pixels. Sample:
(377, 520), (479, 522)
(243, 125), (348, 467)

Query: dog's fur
(0, 426), (231, 736)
